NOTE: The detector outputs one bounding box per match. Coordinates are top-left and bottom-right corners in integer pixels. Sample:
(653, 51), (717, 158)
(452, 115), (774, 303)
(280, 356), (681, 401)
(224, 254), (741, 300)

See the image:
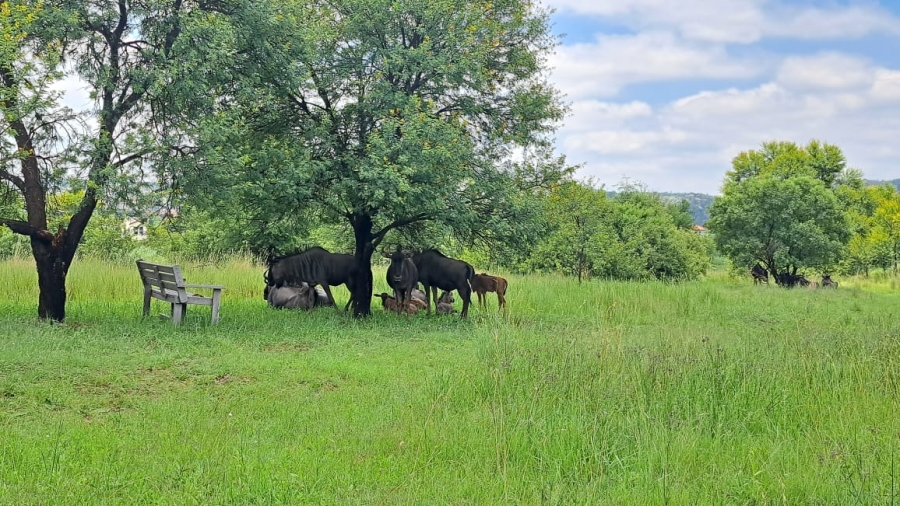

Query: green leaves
(710, 141), (852, 280)
(172, 0), (567, 257)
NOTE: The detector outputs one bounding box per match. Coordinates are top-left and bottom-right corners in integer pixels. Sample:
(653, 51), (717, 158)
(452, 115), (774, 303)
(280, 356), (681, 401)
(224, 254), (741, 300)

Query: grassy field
(1, 257), (899, 505)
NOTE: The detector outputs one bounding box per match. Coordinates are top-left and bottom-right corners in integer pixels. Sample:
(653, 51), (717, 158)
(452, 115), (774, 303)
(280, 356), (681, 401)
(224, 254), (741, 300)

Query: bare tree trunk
(349, 214), (374, 318)
(31, 240), (70, 321)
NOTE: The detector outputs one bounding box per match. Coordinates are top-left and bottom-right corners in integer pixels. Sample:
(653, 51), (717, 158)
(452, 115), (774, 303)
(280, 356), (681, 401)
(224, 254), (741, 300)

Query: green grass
(1, 258), (899, 504)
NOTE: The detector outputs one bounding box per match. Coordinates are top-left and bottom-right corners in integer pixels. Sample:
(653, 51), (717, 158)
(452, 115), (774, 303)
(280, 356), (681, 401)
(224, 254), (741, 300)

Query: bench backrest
(136, 260), (187, 302)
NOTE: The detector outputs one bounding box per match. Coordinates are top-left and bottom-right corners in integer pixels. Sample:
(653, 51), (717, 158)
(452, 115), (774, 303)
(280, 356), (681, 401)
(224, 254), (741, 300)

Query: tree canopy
(708, 140), (852, 284)
(170, 0), (569, 316)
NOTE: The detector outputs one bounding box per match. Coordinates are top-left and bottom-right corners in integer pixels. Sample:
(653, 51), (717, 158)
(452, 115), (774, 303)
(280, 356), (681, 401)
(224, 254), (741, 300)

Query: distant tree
(528, 180), (611, 282)
(708, 141), (852, 284)
(174, 0), (568, 316)
(529, 182), (710, 281)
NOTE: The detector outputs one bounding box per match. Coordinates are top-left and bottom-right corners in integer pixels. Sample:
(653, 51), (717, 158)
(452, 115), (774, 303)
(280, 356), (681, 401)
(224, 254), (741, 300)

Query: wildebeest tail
(465, 263), (474, 289)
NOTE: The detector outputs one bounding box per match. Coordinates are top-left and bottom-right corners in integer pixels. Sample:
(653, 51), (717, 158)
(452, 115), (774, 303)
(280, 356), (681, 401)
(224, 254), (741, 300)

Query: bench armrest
(183, 283), (226, 290)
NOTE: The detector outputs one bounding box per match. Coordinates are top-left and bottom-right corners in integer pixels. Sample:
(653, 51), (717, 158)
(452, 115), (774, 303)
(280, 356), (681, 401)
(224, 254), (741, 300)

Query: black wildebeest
(822, 275), (839, 288)
(471, 273), (508, 309)
(382, 248), (418, 314)
(776, 272), (810, 288)
(750, 263), (769, 285)
(265, 247), (357, 311)
(411, 249), (474, 317)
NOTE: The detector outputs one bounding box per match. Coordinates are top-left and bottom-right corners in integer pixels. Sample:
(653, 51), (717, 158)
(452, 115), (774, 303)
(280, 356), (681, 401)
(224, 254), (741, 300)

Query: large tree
(177, 0), (567, 316)
(0, 0), (202, 321)
(708, 141), (852, 284)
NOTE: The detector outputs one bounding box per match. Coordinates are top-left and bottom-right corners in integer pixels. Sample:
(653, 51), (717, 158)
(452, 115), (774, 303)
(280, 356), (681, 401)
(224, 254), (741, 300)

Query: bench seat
(136, 259), (224, 325)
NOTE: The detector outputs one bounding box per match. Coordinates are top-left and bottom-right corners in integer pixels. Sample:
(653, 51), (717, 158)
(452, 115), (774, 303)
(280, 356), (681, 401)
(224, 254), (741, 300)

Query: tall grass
(1, 258), (899, 504)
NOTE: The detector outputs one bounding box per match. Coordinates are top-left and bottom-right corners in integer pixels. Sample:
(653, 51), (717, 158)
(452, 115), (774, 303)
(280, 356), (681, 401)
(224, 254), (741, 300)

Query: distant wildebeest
(822, 275), (838, 288)
(383, 248), (418, 314)
(471, 273), (508, 309)
(750, 263), (769, 285)
(374, 292), (420, 315)
(265, 247), (356, 311)
(777, 272), (810, 288)
(411, 249), (474, 317)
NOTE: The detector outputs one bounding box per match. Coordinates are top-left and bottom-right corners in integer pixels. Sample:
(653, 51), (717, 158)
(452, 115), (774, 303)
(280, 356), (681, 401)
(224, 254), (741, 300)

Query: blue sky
(544, 0), (900, 193)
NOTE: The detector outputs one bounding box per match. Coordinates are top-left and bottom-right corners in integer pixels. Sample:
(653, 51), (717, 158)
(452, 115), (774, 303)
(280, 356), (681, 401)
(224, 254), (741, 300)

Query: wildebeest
(822, 275), (838, 288)
(265, 282), (333, 310)
(750, 263), (769, 285)
(383, 248), (418, 314)
(411, 249), (474, 317)
(411, 287), (427, 303)
(374, 292), (420, 315)
(265, 247), (356, 311)
(266, 285), (314, 310)
(777, 272), (811, 288)
(471, 273), (508, 309)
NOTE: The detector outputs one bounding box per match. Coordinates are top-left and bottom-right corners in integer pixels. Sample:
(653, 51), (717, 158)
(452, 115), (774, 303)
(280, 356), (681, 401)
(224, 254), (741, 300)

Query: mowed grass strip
(1, 258), (899, 504)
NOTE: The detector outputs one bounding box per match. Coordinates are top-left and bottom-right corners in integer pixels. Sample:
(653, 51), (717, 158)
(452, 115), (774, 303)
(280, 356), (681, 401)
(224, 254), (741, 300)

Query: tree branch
(372, 213), (431, 243)
(0, 168), (26, 192)
(0, 217), (52, 242)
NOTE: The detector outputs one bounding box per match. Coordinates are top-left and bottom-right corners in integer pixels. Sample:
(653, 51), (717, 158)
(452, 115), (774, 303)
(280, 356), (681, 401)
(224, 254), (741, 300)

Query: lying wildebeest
(822, 275), (838, 288)
(411, 287), (427, 303)
(411, 249), (474, 317)
(266, 285), (313, 310)
(750, 263), (769, 285)
(383, 248), (418, 314)
(374, 292), (420, 315)
(265, 283), (333, 310)
(471, 273), (508, 309)
(265, 247), (356, 311)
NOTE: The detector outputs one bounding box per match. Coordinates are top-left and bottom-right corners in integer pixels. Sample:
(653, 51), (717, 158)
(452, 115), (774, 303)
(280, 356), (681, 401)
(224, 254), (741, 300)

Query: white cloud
(555, 53), (900, 193)
(550, 31), (763, 99)
(545, 0), (900, 43)
(776, 53), (875, 91)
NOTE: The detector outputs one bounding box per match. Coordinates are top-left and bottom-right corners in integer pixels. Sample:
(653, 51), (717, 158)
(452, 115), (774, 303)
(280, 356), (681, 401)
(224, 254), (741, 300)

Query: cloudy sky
(544, 0), (900, 194)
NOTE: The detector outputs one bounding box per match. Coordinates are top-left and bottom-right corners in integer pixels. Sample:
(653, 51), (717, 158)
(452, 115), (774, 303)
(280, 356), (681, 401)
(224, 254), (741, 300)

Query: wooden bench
(136, 259), (225, 325)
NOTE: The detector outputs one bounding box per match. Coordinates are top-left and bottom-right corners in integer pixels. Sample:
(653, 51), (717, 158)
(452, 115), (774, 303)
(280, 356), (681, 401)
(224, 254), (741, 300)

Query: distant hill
(866, 178), (900, 191)
(658, 192), (715, 225)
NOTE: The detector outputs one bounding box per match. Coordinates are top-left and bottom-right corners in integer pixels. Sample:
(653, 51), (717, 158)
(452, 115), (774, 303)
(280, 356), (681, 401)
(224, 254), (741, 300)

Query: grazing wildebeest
(383, 248), (418, 314)
(374, 292), (420, 315)
(265, 247), (356, 311)
(822, 275), (838, 288)
(471, 273), (508, 309)
(411, 249), (474, 317)
(750, 263), (769, 285)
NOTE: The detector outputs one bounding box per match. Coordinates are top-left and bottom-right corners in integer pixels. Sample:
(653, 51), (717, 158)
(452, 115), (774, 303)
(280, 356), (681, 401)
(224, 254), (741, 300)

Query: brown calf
(471, 273), (508, 310)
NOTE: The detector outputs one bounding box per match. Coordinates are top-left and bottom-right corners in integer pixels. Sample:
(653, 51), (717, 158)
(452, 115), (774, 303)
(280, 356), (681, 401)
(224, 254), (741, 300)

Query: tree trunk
(349, 214), (375, 318)
(31, 240), (70, 322)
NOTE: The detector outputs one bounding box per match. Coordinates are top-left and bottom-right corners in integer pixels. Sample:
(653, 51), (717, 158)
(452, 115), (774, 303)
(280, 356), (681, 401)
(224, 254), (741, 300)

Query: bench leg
(210, 289), (223, 324)
(143, 290), (151, 317)
(172, 303), (185, 325)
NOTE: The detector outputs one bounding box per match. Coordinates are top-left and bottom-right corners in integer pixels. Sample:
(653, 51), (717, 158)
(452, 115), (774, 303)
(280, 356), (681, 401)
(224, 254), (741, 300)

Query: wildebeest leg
(428, 285), (438, 314)
(459, 285), (472, 318)
(497, 291), (506, 310)
(320, 284), (341, 311)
